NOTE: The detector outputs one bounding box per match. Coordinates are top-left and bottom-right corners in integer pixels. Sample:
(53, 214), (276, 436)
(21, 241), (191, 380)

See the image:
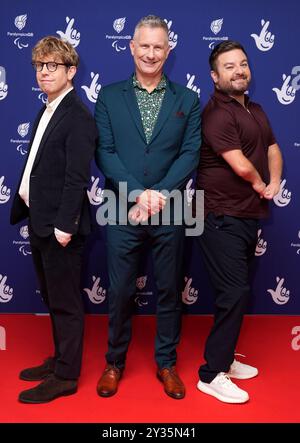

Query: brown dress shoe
(157, 366), (185, 399)
(97, 364), (123, 397)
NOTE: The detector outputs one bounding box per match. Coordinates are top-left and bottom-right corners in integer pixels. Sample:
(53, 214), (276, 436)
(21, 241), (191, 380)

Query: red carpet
(0, 314), (299, 423)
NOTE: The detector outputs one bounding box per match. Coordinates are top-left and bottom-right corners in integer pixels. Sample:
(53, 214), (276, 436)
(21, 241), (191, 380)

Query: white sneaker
(227, 359), (258, 380)
(197, 372), (249, 404)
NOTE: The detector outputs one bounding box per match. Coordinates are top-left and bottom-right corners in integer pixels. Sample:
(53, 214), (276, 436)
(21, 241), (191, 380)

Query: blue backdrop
(0, 0), (299, 315)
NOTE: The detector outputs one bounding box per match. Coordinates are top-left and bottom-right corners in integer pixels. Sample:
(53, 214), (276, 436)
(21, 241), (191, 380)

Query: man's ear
(210, 70), (218, 85)
(67, 65), (77, 81)
(129, 39), (135, 56)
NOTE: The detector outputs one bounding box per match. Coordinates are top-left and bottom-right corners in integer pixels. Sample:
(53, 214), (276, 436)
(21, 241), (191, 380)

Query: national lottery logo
(7, 13), (33, 49)
(273, 179), (292, 207)
(272, 74), (297, 105)
(0, 66), (8, 101)
(164, 19), (178, 50)
(255, 228), (267, 256)
(57, 17), (80, 48)
(182, 277), (199, 305)
(83, 276), (106, 304)
(267, 276), (290, 305)
(186, 74), (200, 98)
(0, 274), (14, 303)
(0, 176), (11, 205)
(251, 19), (274, 52)
(106, 17), (131, 52)
(87, 176), (104, 205)
(81, 72), (102, 103)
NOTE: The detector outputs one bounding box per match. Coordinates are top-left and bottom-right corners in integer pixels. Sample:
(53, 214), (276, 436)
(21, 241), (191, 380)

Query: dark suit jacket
(10, 90), (98, 237)
(94, 76), (201, 211)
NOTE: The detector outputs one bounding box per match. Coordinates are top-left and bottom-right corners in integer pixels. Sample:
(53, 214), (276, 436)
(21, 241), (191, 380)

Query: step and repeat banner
(0, 0), (299, 315)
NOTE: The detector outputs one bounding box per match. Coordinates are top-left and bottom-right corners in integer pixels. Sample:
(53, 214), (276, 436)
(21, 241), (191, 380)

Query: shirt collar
(46, 87), (74, 112)
(133, 74), (166, 92)
(213, 88), (250, 106)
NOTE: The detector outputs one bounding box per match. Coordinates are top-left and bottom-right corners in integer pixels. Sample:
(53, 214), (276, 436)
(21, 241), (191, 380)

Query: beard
(218, 76), (250, 96)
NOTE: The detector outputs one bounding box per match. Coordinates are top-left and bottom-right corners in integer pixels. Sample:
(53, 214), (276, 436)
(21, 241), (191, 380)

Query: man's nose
(147, 47), (155, 58)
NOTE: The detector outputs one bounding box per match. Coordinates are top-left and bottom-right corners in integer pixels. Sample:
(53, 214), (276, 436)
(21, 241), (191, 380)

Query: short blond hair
(32, 36), (79, 66)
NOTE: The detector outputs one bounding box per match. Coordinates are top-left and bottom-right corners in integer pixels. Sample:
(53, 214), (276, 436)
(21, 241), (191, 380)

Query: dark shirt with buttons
(196, 89), (276, 219)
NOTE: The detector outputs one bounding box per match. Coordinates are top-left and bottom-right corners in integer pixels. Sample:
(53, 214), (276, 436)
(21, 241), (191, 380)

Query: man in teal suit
(95, 15), (201, 399)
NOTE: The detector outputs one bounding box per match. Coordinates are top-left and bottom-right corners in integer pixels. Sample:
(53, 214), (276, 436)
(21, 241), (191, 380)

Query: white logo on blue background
(210, 18), (223, 35)
(113, 17), (126, 34)
(0, 274), (13, 303)
(182, 277), (199, 305)
(83, 276), (106, 304)
(81, 72), (101, 103)
(164, 19), (178, 50)
(18, 122), (30, 138)
(255, 229), (267, 256)
(251, 19), (275, 51)
(273, 179), (292, 207)
(57, 17), (80, 48)
(272, 74), (296, 105)
(267, 276), (290, 305)
(14, 14), (27, 30)
(87, 176), (104, 205)
(0, 67), (8, 101)
(0, 176), (11, 205)
(106, 18), (131, 52)
(186, 74), (200, 98)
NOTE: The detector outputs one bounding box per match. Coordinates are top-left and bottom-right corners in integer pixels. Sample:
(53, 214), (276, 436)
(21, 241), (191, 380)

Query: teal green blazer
(95, 75), (201, 201)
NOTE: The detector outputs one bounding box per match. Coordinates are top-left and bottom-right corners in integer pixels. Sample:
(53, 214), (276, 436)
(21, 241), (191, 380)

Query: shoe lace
(234, 352), (246, 359)
(217, 372), (234, 387)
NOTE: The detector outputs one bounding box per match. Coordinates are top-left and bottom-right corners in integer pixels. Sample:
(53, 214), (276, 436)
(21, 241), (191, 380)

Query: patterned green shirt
(133, 75), (166, 143)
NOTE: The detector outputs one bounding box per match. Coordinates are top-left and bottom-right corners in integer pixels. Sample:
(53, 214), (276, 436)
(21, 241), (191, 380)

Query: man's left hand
(54, 228), (72, 247)
(263, 182), (280, 200)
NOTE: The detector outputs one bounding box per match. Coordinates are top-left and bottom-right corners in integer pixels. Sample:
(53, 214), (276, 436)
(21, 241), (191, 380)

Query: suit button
(145, 148), (149, 154)
(144, 170), (148, 176)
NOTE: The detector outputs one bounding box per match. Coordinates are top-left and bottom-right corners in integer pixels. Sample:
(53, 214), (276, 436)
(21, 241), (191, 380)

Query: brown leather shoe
(96, 364), (123, 397)
(157, 366), (185, 399)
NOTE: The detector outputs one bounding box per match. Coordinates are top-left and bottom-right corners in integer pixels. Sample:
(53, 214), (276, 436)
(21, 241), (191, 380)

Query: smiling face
(35, 52), (76, 102)
(211, 48), (251, 97)
(130, 26), (170, 83)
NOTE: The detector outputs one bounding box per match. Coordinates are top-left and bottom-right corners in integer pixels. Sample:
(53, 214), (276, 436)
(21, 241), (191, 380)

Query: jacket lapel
(32, 90), (74, 169)
(149, 79), (176, 145)
(123, 77), (147, 143)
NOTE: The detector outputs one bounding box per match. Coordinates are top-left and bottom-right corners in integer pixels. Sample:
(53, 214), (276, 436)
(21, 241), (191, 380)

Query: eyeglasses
(31, 62), (70, 72)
